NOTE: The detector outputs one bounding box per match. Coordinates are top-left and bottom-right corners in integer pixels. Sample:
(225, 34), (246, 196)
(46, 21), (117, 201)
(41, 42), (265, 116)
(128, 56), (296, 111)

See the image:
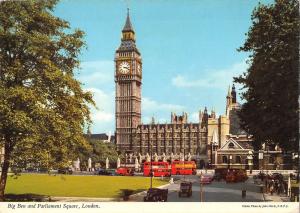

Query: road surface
(166, 175), (264, 202)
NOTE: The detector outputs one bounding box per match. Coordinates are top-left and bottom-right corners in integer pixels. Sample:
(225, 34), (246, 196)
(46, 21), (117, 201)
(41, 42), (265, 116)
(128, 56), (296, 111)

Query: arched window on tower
(222, 156), (228, 164)
(235, 156), (241, 164)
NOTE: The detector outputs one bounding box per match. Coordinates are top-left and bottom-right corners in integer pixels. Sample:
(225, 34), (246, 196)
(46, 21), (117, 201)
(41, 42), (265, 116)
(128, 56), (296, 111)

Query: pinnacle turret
(227, 85), (231, 98)
(117, 8), (139, 53)
(231, 84), (236, 103)
(122, 8), (134, 33)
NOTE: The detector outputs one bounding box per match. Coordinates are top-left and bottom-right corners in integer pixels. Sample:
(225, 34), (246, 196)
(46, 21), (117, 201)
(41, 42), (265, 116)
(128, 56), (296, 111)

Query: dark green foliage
(235, 0), (299, 151)
(80, 138), (119, 168)
(0, 0), (95, 200)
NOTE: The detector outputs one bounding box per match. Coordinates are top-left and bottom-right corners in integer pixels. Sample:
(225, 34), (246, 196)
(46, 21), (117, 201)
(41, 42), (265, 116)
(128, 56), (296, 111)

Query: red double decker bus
(116, 167), (134, 176)
(171, 161), (197, 175)
(143, 162), (171, 177)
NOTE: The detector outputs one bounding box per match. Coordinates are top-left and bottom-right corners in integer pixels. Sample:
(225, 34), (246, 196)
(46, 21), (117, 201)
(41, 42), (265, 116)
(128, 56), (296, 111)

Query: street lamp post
(297, 154), (299, 184)
(200, 171), (203, 202)
(247, 151), (253, 172)
(229, 155), (232, 169)
(210, 142), (213, 169)
(150, 141), (153, 189)
(183, 138), (186, 181)
(292, 152), (299, 183)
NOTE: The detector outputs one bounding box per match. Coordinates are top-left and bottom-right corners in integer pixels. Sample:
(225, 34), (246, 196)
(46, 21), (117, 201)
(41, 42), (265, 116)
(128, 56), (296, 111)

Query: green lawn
(5, 174), (169, 198)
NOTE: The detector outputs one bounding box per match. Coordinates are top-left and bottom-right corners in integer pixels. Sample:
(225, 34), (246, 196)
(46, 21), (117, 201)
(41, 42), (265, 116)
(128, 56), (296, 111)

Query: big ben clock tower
(115, 9), (142, 152)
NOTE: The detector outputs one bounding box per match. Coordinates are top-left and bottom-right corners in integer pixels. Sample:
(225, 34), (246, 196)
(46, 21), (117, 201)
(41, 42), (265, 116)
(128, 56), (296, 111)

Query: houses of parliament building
(115, 11), (242, 166)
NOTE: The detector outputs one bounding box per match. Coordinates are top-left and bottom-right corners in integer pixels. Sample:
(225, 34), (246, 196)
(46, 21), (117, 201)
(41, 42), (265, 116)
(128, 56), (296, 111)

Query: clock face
(137, 64), (141, 74)
(118, 61), (130, 74)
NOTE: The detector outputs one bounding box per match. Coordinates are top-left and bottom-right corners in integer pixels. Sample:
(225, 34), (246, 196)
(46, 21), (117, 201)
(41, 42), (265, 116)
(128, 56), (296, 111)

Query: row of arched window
(222, 155), (242, 164)
(221, 155), (276, 164)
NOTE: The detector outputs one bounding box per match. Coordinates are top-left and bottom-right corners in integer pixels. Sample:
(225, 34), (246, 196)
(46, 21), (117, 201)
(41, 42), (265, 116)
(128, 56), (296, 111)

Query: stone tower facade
(113, 12), (247, 168)
(115, 10), (142, 151)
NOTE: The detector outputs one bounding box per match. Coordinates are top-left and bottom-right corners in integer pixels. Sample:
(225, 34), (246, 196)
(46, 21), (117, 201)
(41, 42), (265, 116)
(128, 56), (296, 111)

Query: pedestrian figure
(277, 181), (281, 195)
(270, 180), (275, 195)
(274, 180), (278, 194)
(260, 172), (264, 182)
(265, 178), (269, 193)
(270, 184), (274, 195)
(283, 181), (288, 195)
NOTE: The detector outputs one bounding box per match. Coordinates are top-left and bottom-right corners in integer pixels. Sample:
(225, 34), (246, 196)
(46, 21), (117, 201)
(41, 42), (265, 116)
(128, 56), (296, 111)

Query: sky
(53, 0), (273, 134)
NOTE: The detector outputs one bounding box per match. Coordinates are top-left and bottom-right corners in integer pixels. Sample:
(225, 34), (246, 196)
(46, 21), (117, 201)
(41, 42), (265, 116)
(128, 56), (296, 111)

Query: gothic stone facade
(134, 113), (208, 158)
(115, 12), (231, 164)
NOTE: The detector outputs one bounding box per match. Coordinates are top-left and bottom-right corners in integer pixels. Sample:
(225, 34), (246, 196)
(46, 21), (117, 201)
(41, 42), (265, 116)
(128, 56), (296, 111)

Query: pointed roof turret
(122, 8), (134, 32)
(212, 129), (218, 145)
(204, 106), (208, 114)
(231, 84), (236, 103)
(227, 85), (231, 98)
(151, 116), (155, 125)
(232, 84), (236, 91)
(117, 8), (139, 53)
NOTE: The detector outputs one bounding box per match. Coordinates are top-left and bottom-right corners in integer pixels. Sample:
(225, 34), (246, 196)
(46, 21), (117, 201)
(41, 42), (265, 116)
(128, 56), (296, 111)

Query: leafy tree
(0, 0), (95, 200)
(81, 138), (119, 169)
(234, 0), (299, 151)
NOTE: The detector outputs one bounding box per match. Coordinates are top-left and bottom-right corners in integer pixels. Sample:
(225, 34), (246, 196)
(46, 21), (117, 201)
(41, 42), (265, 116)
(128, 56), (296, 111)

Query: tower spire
(123, 8), (134, 32)
(227, 85), (231, 97)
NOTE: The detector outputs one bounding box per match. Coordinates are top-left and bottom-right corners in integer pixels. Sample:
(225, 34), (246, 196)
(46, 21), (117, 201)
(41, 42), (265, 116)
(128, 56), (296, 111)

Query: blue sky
(54, 0), (273, 134)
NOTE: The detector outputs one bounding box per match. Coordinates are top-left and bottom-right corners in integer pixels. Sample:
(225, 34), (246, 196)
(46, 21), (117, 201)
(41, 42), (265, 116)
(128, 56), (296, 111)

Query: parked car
(200, 174), (213, 184)
(98, 169), (116, 176)
(214, 168), (229, 180)
(256, 171), (267, 181)
(213, 173), (222, 181)
(178, 181), (192, 197)
(116, 167), (134, 176)
(235, 170), (248, 182)
(25, 167), (39, 173)
(272, 173), (284, 181)
(144, 188), (168, 202)
(225, 172), (235, 183)
(58, 167), (73, 175)
(38, 168), (49, 173)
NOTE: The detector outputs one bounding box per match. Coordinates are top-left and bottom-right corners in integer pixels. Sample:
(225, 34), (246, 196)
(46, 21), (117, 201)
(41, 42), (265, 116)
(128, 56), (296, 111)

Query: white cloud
(172, 75), (209, 88)
(85, 87), (113, 111)
(142, 97), (185, 112)
(142, 97), (186, 124)
(171, 60), (248, 89)
(77, 60), (114, 87)
(93, 111), (113, 122)
(77, 60), (115, 133)
(84, 87), (114, 133)
(190, 112), (199, 123)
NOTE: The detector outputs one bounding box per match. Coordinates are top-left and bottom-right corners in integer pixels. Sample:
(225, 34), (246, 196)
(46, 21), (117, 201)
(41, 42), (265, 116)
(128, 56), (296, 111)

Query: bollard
(242, 189), (246, 198)
(169, 178), (174, 184)
(260, 186), (264, 193)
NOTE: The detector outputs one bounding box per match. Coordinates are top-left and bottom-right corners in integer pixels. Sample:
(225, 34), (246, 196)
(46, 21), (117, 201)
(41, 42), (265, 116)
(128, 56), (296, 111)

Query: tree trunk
(0, 144), (11, 201)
